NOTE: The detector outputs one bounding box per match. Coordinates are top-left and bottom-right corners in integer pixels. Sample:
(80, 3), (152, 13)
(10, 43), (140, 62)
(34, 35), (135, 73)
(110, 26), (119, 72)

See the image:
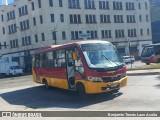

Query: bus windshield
(81, 43), (123, 69)
(141, 46), (155, 57)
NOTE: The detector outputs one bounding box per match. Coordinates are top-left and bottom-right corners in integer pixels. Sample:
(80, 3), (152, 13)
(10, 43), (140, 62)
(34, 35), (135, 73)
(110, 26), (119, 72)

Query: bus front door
(66, 50), (75, 89)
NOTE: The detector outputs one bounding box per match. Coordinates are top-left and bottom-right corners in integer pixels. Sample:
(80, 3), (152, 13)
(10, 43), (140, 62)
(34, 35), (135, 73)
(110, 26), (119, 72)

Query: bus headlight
(88, 76), (103, 82)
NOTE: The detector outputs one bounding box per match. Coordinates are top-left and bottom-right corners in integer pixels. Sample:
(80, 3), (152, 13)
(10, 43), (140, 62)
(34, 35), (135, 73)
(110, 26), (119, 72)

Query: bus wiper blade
(102, 55), (119, 66)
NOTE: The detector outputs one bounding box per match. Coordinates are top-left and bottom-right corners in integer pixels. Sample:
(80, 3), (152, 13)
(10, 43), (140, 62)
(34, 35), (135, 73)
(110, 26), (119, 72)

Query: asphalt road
(0, 74), (160, 112)
(126, 60), (145, 69)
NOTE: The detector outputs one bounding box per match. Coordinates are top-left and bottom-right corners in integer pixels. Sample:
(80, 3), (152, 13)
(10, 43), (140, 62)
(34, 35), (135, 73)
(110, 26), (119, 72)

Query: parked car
(122, 56), (135, 64)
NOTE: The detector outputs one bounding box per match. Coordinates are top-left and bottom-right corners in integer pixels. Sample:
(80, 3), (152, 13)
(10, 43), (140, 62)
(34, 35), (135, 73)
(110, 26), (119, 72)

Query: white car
(122, 56), (135, 64)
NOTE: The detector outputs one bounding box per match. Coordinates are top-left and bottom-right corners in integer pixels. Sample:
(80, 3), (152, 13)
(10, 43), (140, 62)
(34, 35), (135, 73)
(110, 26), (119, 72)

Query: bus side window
(35, 54), (40, 68)
(54, 50), (66, 68)
(39, 53), (45, 68)
(75, 50), (84, 74)
(45, 52), (54, 68)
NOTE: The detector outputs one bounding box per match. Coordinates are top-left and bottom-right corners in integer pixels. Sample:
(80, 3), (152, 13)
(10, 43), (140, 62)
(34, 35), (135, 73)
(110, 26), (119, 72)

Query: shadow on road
(1, 86), (123, 109)
(155, 75), (160, 88)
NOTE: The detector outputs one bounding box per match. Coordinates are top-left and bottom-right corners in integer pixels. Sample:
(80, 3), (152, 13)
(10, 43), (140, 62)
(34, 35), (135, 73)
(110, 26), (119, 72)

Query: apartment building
(0, 0), (152, 72)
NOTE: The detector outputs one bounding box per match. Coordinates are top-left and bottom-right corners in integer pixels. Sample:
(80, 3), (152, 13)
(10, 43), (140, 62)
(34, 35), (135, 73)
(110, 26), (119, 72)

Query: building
(150, 0), (160, 44)
(0, 0), (152, 72)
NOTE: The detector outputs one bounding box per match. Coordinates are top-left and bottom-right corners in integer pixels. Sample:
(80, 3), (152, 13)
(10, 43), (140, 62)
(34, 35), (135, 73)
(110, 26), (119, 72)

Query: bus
(141, 43), (160, 65)
(32, 40), (127, 94)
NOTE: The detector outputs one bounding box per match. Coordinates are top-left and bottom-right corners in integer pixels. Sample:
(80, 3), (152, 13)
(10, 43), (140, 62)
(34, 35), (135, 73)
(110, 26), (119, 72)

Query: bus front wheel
(76, 83), (86, 96)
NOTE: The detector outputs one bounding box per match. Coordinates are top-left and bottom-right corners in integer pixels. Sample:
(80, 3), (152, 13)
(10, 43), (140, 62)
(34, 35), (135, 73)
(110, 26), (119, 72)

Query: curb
(127, 72), (160, 76)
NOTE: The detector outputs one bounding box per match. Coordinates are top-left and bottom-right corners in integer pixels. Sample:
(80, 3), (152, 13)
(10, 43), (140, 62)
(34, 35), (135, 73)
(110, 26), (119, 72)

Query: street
(126, 60), (145, 69)
(0, 74), (160, 111)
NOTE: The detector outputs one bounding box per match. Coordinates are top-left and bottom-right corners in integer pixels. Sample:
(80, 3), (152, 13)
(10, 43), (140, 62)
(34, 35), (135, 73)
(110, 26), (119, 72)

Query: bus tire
(43, 80), (51, 90)
(76, 83), (86, 96)
(146, 63), (150, 65)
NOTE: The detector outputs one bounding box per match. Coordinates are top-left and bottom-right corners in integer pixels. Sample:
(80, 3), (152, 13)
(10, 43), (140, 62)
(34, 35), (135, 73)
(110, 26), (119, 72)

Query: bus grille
(102, 75), (123, 82)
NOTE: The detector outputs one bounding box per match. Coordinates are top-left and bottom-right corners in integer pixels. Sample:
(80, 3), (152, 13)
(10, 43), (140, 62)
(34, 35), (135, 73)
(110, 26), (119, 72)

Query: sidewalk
(127, 69), (160, 76)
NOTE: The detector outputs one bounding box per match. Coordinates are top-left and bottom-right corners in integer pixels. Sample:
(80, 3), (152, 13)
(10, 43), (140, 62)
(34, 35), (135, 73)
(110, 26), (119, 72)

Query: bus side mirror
(72, 52), (78, 60)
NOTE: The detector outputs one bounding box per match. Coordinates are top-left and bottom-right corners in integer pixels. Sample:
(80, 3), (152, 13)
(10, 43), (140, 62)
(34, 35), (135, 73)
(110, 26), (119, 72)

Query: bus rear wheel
(43, 80), (51, 90)
(76, 83), (86, 96)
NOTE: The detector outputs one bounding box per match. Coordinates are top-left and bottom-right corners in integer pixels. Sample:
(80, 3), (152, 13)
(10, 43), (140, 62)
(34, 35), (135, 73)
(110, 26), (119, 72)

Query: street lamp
(127, 37), (132, 69)
(51, 29), (57, 45)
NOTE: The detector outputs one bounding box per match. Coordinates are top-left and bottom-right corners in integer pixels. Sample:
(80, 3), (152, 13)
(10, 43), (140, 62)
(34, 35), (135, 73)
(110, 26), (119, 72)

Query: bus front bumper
(84, 76), (128, 94)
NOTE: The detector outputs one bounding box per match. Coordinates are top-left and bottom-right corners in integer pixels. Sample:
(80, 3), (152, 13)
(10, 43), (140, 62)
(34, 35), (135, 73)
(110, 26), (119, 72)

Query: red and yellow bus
(141, 43), (160, 65)
(32, 40), (127, 94)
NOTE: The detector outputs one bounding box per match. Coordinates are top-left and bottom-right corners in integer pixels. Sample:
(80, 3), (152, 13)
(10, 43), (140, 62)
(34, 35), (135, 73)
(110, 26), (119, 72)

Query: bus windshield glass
(81, 43), (123, 68)
(141, 46), (155, 57)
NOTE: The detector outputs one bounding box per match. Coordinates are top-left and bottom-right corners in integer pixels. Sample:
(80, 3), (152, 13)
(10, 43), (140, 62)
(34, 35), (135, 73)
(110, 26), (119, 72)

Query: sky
(0, 0), (14, 5)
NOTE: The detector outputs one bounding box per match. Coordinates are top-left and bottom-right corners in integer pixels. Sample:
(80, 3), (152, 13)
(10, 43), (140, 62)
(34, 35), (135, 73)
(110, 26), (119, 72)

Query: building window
(113, 2), (123, 10)
(101, 30), (112, 38)
(68, 0), (80, 9)
(139, 15), (142, 22)
(59, 0), (63, 7)
(140, 29), (143, 36)
(10, 39), (19, 48)
(62, 31), (66, 40)
(8, 24), (17, 34)
(22, 36), (31, 46)
(32, 2), (35, 10)
(85, 14), (96, 23)
(71, 31), (82, 40)
(147, 29), (150, 35)
(126, 15), (135, 23)
(146, 15), (149, 22)
(50, 14), (55, 22)
(87, 30), (97, 39)
(1, 15), (4, 21)
(33, 17), (36, 26)
(70, 14), (81, 24)
(126, 2), (134, 10)
(19, 20), (30, 30)
(38, 0), (42, 8)
(128, 29), (137, 37)
(19, 5), (28, 16)
(84, 0), (95, 9)
(114, 15), (123, 23)
(40, 15), (43, 24)
(60, 14), (64, 22)
(41, 33), (45, 41)
(2, 27), (5, 34)
(35, 34), (38, 42)
(7, 10), (15, 20)
(100, 15), (110, 23)
(138, 3), (141, 9)
(115, 30), (125, 38)
(99, 1), (109, 10)
(145, 2), (148, 10)
(49, 0), (53, 7)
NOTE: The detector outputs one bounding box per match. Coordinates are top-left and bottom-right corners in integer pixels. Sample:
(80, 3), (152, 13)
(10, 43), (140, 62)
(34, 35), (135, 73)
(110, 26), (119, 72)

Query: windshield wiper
(102, 55), (119, 66)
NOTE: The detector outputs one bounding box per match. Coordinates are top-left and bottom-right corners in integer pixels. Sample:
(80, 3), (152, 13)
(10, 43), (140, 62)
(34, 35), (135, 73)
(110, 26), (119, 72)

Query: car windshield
(141, 46), (155, 57)
(81, 43), (123, 68)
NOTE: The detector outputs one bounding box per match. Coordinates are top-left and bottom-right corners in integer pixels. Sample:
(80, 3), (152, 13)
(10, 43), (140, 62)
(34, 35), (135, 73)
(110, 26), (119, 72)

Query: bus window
(54, 50), (66, 67)
(39, 53), (45, 68)
(32, 55), (35, 68)
(45, 52), (54, 68)
(35, 54), (40, 68)
(75, 49), (84, 74)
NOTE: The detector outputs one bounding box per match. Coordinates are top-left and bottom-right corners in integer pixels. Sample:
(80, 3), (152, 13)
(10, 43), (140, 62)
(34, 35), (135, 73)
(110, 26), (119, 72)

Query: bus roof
(33, 40), (110, 54)
(145, 43), (160, 47)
